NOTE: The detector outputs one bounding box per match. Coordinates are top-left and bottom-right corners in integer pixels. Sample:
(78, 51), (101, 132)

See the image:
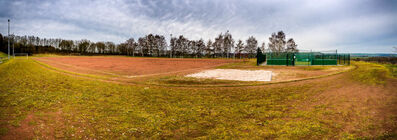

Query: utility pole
(8, 19), (10, 59)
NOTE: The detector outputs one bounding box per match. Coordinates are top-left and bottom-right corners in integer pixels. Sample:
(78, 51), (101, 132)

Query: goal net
(14, 53), (29, 59)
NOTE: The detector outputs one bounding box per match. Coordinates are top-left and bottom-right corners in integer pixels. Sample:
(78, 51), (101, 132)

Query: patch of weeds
(351, 61), (388, 85)
(31, 53), (63, 57)
(341, 132), (357, 140)
(28, 121), (37, 126)
(0, 127), (8, 136)
(0, 51), (7, 57)
(303, 66), (327, 71)
(385, 64), (397, 78)
(216, 59), (257, 69)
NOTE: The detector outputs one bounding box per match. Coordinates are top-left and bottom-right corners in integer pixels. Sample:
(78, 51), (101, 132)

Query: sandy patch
(186, 69), (273, 81)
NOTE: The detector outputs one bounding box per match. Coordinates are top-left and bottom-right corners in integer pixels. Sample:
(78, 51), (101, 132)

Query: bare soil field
(34, 57), (240, 77)
(33, 57), (353, 86)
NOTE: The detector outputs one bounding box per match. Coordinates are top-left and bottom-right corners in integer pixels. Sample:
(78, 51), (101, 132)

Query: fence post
(308, 53), (310, 66)
(286, 53), (289, 66)
(292, 53), (294, 66)
(348, 54), (350, 65)
(322, 54), (324, 66)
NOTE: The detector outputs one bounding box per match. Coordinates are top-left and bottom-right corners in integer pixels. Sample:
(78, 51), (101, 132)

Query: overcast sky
(0, 0), (396, 53)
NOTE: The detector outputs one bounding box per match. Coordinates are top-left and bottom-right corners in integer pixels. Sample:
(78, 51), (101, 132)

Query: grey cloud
(0, 0), (396, 53)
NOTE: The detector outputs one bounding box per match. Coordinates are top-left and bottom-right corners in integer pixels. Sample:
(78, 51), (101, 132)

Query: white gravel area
(186, 69), (273, 81)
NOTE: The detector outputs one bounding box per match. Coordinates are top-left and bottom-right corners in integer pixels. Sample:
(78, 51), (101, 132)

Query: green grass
(295, 61), (311, 65)
(385, 64), (397, 78)
(216, 59), (257, 69)
(31, 53), (63, 57)
(303, 66), (328, 71)
(0, 51), (7, 58)
(0, 51), (8, 64)
(0, 59), (395, 139)
(33, 59), (116, 80)
(350, 61), (389, 85)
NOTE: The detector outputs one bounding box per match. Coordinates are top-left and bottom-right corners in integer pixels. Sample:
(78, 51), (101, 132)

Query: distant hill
(350, 53), (397, 58)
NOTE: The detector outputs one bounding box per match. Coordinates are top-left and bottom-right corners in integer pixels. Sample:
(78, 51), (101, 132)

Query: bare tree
(245, 36), (258, 57)
(196, 39), (205, 57)
(147, 34), (156, 56)
(126, 38), (136, 56)
(117, 43), (127, 55)
(105, 42), (116, 54)
(286, 38), (298, 53)
(88, 42), (97, 53)
(235, 40), (244, 59)
(157, 35), (167, 56)
(170, 37), (177, 57)
(138, 37), (146, 56)
(205, 40), (213, 57)
(188, 40), (196, 57)
(59, 40), (74, 53)
(96, 42), (106, 54)
(78, 39), (90, 54)
(175, 35), (189, 57)
(268, 31), (286, 53)
(0, 31), (302, 57)
(223, 31), (234, 58)
(214, 34), (224, 57)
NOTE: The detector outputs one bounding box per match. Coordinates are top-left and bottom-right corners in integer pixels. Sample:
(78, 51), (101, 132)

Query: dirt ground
(34, 57), (240, 77)
(269, 66), (352, 82)
(33, 57), (352, 85)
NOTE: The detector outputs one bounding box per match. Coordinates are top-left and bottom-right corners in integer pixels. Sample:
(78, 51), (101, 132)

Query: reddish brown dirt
(288, 73), (397, 138)
(34, 57), (240, 77)
(1, 110), (65, 140)
(0, 114), (35, 140)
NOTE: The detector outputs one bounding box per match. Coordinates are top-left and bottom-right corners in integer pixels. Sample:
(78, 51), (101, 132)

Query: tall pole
(8, 19), (10, 59)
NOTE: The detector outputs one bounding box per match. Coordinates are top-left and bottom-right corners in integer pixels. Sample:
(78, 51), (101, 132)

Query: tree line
(0, 31), (298, 58)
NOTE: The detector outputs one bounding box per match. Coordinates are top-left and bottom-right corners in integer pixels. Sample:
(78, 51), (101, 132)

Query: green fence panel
(266, 52), (294, 65)
(267, 59), (288, 65)
(312, 59), (337, 65)
(295, 53), (312, 66)
(262, 52), (348, 66)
